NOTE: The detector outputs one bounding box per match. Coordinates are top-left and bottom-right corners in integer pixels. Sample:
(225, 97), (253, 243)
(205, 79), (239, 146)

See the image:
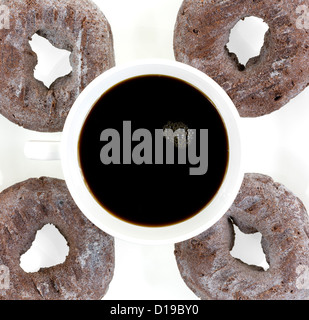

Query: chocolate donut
(0, 0), (115, 132)
(0, 177), (114, 300)
(174, 0), (309, 117)
(175, 173), (309, 300)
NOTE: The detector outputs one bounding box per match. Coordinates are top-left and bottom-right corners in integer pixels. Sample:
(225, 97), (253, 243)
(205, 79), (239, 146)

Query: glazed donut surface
(175, 173), (309, 300)
(0, 177), (115, 300)
(0, 0), (115, 132)
(174, 0), (309, 117)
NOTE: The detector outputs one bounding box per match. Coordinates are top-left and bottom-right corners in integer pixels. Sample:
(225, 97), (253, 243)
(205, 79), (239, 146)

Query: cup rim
(61, 59), (244, 245)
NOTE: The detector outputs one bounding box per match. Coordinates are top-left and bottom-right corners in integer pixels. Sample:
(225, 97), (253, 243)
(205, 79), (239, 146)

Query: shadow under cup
(61, 60), (243, 244)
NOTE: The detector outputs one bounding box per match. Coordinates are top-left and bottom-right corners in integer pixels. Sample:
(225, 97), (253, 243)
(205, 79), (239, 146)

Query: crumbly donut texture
(0, 177), (115, 300)
(174, 0), (309, 117)
(0, 0), (115, 132)
(175, 173), (309, 300)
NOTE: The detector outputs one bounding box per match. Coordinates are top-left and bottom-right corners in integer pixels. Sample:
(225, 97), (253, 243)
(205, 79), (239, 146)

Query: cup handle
(24, 141), (61, 160)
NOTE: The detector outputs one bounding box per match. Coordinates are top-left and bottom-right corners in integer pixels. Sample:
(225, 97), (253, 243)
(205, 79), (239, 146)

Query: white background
(1, 0), (309, 300)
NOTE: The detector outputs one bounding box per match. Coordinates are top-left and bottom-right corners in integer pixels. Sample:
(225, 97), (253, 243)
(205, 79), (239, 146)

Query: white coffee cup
(25, 59), (243, 245)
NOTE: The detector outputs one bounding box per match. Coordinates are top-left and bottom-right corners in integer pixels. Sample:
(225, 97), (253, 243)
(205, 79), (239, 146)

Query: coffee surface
(79, 75), (228, 226)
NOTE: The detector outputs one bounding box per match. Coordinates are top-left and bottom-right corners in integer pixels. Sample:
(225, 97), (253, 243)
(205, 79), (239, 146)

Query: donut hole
(226, 16), (269, 70)
(229, 221), (269, 271)
(29, 33), (72, 88)
(19, 224), (69, 273)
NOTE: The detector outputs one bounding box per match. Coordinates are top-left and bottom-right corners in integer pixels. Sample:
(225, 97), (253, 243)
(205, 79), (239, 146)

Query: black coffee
(78, 75), (229, 227)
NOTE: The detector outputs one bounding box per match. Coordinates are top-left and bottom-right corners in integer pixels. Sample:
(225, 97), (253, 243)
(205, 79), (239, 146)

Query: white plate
(1, 0), (309, 300)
